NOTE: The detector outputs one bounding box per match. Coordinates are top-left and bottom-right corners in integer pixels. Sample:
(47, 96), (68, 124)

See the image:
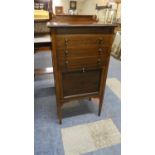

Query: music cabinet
(48, 16), (116, 124)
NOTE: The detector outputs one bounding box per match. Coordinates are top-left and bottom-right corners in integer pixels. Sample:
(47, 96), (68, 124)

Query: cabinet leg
(58, 107), (62, 124)
(59, 118), (62, 124)
(57, 104), (62, 124)
(98, 97), (103, 116)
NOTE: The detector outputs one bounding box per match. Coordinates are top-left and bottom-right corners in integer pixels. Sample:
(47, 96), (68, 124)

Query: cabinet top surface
(47, 21), (117, 28)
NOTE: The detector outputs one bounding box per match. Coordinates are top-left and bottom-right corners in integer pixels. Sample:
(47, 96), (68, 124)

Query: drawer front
(56, 34), (113, 48)
(62, 69), (102, 97)
(55, 34), (111, 71)
(56, 34), (112, 60)
(57, 46), (109, 58)
(59, 56), (106, 71)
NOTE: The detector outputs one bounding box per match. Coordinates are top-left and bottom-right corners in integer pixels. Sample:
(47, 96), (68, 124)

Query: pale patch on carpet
(61, 119), (121, 155)
(106, 78), (121, 99)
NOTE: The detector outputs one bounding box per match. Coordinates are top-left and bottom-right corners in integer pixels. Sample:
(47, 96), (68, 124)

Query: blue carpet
(34, 57), (121, 155)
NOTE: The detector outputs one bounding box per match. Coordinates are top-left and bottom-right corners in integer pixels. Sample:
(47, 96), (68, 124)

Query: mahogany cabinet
(48, 20), (116, 124)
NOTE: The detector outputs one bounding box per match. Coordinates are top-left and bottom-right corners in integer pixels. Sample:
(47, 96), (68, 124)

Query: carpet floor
(34, 56), (121, 155)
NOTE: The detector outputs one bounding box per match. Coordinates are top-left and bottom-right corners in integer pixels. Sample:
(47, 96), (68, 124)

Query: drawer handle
(65, 50), (69, 55)
(65, 39), (69, 50)
(82, 68), (85, 72)
(97, 58), (101, 64)
(98, 38), (103, 44)
(65, 60), (69, 65)
(98, 48), (103, 53)
(65, 39), (69, 45)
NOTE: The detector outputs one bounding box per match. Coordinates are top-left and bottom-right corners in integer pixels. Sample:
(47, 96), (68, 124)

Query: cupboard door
(62, 69), (102, 97)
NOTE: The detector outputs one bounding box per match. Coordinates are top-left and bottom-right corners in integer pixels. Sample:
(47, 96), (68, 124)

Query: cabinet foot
(59, 119), (62, 124)
(57, 103), (62, 124)
(98, 97), (103, 116)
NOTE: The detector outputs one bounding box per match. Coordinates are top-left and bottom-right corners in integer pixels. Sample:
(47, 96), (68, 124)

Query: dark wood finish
(34, 34), (51, 54)
(51, 15), (98, 23)
(48, 16), (116, 124)
(34, 0), (53, 76)
(62, 69), (101, 97)
(34, 47), (51, 53)
(34, 67), (53, 75)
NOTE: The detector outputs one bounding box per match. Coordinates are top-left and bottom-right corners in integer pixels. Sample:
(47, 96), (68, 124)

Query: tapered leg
(98, 96), (104, 116)
(56, 101), (62, 124)
(57, 106), (62, 124)
(59, 118), (62, 124)
(58, 105), (62, 124)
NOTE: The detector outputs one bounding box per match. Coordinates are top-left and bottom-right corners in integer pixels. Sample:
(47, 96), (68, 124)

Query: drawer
(59, 56), (106, 71)
(57, 46), (110, 58)
(62, 69), (102, 97)
(56, 34), (113, 49)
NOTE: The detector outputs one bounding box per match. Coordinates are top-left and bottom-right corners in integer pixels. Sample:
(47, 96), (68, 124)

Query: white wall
(79, 0), (121, 22)
(53, 0), (84, 14)
(116, 3), (121, 19)
(79, 0), (108, 15)
(52, 0), (121, 21)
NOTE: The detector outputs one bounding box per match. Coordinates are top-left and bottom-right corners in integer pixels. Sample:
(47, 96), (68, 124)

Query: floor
(34, 52), (121, 155)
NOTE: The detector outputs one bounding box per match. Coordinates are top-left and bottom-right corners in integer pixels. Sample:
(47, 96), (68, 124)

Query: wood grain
(48, 15), (116, 124)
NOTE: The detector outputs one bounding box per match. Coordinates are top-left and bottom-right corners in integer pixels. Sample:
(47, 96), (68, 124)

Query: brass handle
(65, 39), (69, 53)
(65, 60), (69, 65)
(98, 38), (103, 44)
(97, 58), (101, 64)
(98, 48), (103, 53)
(65, 50), (68, 55)
(65, 39), (69, 45)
